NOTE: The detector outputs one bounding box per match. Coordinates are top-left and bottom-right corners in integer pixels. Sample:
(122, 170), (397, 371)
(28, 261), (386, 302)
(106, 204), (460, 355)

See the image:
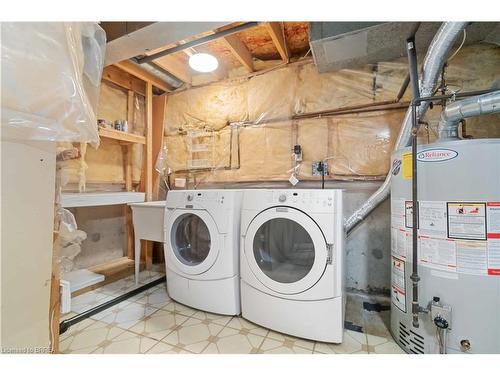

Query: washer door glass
(253, 218), (315, 283)
(173, 213), (211, 266)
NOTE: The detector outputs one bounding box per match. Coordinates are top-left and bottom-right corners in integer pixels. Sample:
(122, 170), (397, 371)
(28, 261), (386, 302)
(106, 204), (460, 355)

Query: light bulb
(188, 53), (219, 73)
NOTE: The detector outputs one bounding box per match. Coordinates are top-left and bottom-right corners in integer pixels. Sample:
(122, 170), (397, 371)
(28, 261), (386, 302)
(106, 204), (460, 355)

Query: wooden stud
(222, 34), (254, 72)
(266, 22), (289, 62)
(152, 94), (167, 200)
(102, 66), (147, 96)
(141, 82), (154, 270)
(141, 239), (153, 271)
(145, 82), (153, 202)
(124, 90), (135, 260)
(125, 91), (134, 191)
(211, 61), (227, 80)
(115, 60), (174, 92)
(154, 54), (192, 84)
(127, 90), (135, 131)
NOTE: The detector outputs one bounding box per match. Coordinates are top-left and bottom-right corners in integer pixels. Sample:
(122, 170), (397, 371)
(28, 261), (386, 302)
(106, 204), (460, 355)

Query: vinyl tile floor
(59, 271), (405, 354)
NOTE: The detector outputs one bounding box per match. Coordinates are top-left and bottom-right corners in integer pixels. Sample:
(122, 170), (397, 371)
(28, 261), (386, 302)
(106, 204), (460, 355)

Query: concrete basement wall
(69, 205), (127, 270)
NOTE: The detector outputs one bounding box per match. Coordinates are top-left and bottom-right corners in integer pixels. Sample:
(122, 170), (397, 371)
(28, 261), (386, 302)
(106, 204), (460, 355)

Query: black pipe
(406, 36), (421, 329)
(407, 37), (420, 102)
(321, 163), (325, 190)
(59, 276), (166, 335)
(136, 22), (259, 64)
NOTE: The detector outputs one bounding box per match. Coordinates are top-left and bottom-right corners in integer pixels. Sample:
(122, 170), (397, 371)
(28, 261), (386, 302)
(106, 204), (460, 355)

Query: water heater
(390, 139), (500, 354)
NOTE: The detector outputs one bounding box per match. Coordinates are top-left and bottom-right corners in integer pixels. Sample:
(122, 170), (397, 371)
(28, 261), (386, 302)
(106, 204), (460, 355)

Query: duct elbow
(437, 120), (461, 141)
(438, 90), (500, 141)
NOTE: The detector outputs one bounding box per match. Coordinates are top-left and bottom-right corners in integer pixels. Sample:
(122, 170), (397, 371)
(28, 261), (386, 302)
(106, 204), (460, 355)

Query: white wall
(1, 140), (55, 351)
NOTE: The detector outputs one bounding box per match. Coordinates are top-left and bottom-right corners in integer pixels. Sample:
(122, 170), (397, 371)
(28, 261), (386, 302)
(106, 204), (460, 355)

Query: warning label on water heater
(487, 202), (500, 275)
(391, 256), (406, 313)
(447, 202), (487, 240)
(419, 236), (457, 272)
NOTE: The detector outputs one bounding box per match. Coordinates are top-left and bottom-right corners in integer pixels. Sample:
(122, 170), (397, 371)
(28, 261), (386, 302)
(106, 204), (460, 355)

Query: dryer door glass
(253, 218), (315, 283)
(173, 213), (211, 266)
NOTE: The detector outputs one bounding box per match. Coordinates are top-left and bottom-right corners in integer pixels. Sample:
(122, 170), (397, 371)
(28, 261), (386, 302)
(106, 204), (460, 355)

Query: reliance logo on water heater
(417, 148), (458, 162)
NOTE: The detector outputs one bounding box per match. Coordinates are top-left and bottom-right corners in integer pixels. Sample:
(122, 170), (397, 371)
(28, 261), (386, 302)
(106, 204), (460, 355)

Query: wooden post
(124, 90), (135, 260)
(146, 82), (153, 202)
(152, 94), (167, 200)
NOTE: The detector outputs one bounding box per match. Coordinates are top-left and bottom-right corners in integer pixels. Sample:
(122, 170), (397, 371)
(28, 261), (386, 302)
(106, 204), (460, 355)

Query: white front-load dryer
(240, 189), (345, 343)
(164, 189), (243, 315)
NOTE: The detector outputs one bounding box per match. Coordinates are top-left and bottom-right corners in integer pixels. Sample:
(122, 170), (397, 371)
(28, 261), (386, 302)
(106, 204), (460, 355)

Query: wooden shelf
(72, 257), (139, 297)
(61, 191), (145, 208)
(99, 127), (146, 144)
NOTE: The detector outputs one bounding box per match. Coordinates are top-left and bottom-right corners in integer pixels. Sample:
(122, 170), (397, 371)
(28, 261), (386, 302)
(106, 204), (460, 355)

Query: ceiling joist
(266, 22), (290, 63)
(221, 34), (254, 72)
(211, 61), (227, 80)
(102, 65), (147, 96)
(114, 60), (174, 92)
(153, 54), (192, 84)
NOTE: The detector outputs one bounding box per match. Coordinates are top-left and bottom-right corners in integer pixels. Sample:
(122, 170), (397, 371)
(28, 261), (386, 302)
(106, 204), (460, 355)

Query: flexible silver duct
(438, 90), (500, 140)
(345, 22), (469, 234)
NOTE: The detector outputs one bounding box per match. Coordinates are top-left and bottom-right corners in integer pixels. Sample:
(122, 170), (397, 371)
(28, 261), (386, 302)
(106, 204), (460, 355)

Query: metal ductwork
(345, 22), (469, 234)
(134, 60), (185, 90)
(309, 22), (499, 73)
(438, 90), (500, 140)
(310, 22), (437, 73)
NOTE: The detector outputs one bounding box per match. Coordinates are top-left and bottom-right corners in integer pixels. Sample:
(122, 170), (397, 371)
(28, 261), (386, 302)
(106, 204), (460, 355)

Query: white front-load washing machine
(240, 189), (345, 343)
(164, 189), (242, 315)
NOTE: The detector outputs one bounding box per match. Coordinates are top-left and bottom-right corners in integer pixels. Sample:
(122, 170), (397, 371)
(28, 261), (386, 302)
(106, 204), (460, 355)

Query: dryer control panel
(261, 189), (340, 213)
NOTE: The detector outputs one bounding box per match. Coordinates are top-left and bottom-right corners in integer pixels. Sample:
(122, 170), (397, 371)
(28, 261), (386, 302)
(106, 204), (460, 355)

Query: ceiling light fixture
(188, 53), (219, 73)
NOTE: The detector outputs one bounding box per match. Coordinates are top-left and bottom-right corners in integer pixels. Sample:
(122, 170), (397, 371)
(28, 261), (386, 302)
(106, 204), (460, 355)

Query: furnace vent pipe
(345, 22), (469, 234)
(438, 90), (500, 140)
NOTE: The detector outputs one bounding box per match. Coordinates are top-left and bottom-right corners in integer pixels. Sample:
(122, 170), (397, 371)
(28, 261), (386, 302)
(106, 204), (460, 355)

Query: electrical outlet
(312, 161), (329, 176)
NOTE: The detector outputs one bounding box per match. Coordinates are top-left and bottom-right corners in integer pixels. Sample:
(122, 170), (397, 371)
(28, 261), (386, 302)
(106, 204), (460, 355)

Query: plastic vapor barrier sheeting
(1, 22), (106, 145)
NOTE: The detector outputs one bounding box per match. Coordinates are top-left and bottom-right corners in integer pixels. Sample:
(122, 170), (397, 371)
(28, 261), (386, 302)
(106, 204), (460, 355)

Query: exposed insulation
(97, 82), (128, 121)
(329, 111), (405, 176)
(196, 38), (242, 69)
(247, 66), (299, 122)
(237, 24), (281, 60)
(61, 81), (146, 189)
(284, 22), (310, 56)
(163, 43), (499, 186)
(296, 118), (329, 178)
(235, 22), (309, 61)
(237, 122), (292, 180)
(164, 81), (248, 134)
(296, 64), (376, 114)
(165, 135), (188, 171)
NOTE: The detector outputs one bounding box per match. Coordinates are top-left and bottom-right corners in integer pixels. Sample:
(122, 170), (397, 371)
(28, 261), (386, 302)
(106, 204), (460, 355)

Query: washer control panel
(184, 191), (225, 205)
